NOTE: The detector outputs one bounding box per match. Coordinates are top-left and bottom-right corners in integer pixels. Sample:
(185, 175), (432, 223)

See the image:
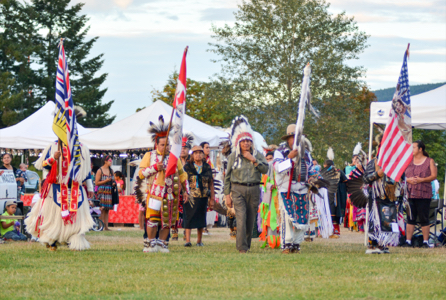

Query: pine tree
(29, 0), (114, 127)
(0, 0), (37, 126)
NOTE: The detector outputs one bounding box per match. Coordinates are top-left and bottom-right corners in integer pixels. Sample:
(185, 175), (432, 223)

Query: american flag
(377, 45), (412, 181)
(165, 47), (188, 177)
(52, 39), (82, 183)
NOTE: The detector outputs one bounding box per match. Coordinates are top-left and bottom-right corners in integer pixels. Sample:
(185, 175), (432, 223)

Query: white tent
(369, 84), (446, 156)
(370, 84), (446, 130)
(80, 100), (228, 150)
(0, 101), (90, 149)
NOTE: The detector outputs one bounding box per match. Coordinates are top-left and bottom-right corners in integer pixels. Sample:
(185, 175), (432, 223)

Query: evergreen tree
(31, 0), (114, 127)
(0, 0), (37, 126)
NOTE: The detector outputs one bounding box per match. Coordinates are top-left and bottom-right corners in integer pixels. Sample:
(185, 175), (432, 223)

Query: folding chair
(413, 199), (444, 245)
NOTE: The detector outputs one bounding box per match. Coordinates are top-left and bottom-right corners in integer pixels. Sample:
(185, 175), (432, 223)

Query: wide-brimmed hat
(281, 124), (296, 140)
(191, 145), (204, 153)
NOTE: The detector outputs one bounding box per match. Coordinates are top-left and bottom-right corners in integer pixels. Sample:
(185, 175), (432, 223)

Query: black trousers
(407, 198), (431, 227)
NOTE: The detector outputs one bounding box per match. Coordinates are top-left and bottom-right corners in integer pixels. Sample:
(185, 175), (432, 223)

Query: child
(1, 201), (27, 241)
(15, 164), (28, 195)
(114, 171), (126, 196)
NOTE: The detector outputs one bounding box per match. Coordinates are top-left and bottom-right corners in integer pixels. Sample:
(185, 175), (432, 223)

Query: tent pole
(126, 158), (130, 196)
(365, 122), (374, 246)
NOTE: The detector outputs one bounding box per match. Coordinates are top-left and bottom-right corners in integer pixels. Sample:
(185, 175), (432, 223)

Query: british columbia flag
(377, 44), (412, 181)
(52, 39), (82, 184)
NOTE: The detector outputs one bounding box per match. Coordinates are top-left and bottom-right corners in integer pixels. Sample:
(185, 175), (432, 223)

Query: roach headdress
(262, 144), (278, 153)
(148, 115), (169, 143)
(181, 131), (195, 149)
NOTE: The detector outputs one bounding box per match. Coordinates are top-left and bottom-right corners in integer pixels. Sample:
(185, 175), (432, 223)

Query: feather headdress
(74, 105), (86, 119)
(181, 131), (195, 149)
(353, 142), (367, 166)
(303, 136), (313, 153)
(327, 147), (334, 161)
(230, 115), (256, 157)
(230, 115), (257, 169)
(148, 115), (169, 143)
(353, 143), (362, 156)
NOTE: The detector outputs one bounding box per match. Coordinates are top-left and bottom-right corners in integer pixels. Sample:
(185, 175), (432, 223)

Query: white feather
(327, 147), (334, 160)
(353, 142), (362, 155)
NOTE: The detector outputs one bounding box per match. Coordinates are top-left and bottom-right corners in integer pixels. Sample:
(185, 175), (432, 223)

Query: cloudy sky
(72, 0), (446, 121)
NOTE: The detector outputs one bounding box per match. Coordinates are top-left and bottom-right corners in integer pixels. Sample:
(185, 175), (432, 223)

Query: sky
(72, 0), (446, 122)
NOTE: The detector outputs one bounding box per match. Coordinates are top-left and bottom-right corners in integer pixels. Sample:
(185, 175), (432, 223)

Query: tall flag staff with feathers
(165, 46), (188, 177)
(51, 38), (83, 223)
(290, 63), (315, 197)
(377, 44), (413, 180)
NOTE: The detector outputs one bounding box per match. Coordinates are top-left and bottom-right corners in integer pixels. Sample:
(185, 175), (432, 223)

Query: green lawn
(1, 228), (445, 299)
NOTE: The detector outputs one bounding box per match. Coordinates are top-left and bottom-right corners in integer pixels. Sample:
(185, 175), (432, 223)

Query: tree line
(2, 0), (443, 185)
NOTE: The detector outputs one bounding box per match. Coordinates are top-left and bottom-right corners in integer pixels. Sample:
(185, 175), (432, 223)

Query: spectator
(183, 146), (215, 247)
(432, 179), (440, 200)
(200, 141), (214, 235)
(403, 141), (437, 248)
(95, 155), (115, 231)
(265, 152), (274, 163)
(114, 171), (126, 196)
(16, 163), (28, 195)
(1, 201), (27, 241)
(200, 142), (214, 168)
(0, 153), (24, 201)
(312, 159), (321, 173)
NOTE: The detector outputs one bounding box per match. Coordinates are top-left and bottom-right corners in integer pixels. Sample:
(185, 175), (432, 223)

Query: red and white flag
(165, 47), (188, 177)
(377, 45), (412, 181)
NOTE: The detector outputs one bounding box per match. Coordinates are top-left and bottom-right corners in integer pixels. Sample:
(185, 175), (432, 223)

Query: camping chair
(413, 198), (444, 245)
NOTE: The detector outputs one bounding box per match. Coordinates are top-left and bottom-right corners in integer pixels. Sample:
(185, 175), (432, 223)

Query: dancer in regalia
(320, 148), (346, 238)
(259, 146), (280, 249)
(137, 116), (189, 253)
(273, 125), (312, 254)
(348, 136), (406, 254)
(25, 107), (94, 251)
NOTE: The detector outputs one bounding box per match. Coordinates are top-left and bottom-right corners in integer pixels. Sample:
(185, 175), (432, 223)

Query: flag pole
(161, 46), (189, 161)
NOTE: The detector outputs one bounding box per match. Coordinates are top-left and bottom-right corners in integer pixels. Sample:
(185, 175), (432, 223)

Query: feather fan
(346, 168), (369, 208)
(320, 166), (340, 203)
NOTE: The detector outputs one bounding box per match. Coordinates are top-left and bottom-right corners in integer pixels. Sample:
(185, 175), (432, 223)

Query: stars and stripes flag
(165, 47), (188, 177)
(52, 39), (82, 220)
(377, 44), (412, 181)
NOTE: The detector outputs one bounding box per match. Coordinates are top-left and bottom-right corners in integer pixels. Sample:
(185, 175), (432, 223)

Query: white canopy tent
(80, 100), (228, 150)
(370, 84), (446, 130)
(369, 84), (446, 156)
(0, 101), (90, 149)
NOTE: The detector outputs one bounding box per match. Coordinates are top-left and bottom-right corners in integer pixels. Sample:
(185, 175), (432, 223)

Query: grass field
(1, 227), (445, 299)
